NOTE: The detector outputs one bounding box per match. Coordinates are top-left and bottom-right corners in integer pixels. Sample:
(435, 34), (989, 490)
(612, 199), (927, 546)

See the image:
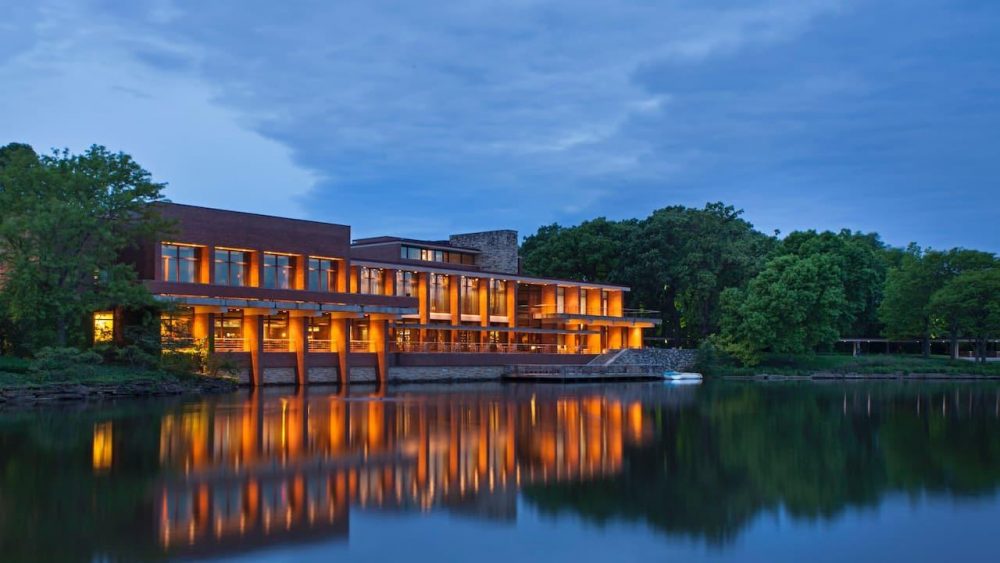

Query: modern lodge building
(112, 203), (659, 385)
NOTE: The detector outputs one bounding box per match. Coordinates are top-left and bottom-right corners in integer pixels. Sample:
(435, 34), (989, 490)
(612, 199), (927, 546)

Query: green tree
(879, 246), (995, 357)
(778, 229), (887, 337)
(929, 269), (1000, 363)
(0, 143), (168, 349)
(719, 254), (847, 365)
(520, 217), (637, 283)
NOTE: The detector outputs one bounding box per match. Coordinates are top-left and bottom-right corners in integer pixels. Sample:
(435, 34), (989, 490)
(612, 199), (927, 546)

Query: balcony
(349, 340), (370, 353)
(526, 305), (661, 327)
(308, 339), (334, 352)
(263, 338), (289, 352)
(392, 342), (571, 354)
(215, 337), (246, 352)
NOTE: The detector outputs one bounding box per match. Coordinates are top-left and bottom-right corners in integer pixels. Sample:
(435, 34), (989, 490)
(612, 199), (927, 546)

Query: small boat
(663, 370), (703, 383)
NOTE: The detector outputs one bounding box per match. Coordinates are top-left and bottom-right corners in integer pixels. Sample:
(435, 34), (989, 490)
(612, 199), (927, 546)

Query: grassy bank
(706, 353), (1000, 378)
(0, 354), (235, 390)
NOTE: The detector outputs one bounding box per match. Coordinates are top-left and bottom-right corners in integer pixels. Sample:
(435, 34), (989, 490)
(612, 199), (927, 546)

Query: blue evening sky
(1, 0), (997, 250)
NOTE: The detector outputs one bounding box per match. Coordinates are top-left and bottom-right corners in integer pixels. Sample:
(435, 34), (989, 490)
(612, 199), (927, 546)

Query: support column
(289, 314), (309, 386)
(609, 326), (624, 349)
(245, 313), (264, 386)
(507, 281), (517, 349)
(369, 319), (389, 384)
(479, 277), (489, 345)
(628, 326), (643, 349)
(331, 317), (350, 386)
(449, 275), (460, 344)
(418, 273), (430, 344)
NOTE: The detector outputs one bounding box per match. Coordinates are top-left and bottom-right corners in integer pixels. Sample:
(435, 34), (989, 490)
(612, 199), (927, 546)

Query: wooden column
(331, 317), (350, 386)
(200, 245), (214, 284)
(383, 269), (396, 296)
(507, 282), (517, 347)
(479, 277), (490, 345)
(418, 273), (430, 343)
(289, 314), (309, 386)
(609, 326), (624, 349)
(449, 275), (460, 344)
(370, 319), (389, 384)
(628, 326), (643, 349)
(245, 313), (264, 386)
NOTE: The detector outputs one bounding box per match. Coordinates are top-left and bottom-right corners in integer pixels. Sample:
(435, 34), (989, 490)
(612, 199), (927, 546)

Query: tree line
(520, 203), (999, 364)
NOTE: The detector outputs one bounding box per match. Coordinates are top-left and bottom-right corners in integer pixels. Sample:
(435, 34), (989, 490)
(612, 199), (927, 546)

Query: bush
(30, 347), (103, 380)
(114, 344), (159, 369)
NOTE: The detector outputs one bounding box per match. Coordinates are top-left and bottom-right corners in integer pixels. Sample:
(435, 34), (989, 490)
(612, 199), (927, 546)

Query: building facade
(107, 203), (659, 385)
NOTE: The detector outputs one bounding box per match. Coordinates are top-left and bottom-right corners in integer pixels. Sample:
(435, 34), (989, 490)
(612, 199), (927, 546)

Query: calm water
(2, 381), (1000, 562)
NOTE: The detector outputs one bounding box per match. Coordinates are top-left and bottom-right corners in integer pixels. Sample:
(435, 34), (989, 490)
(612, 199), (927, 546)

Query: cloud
(1, 0), (997, 251)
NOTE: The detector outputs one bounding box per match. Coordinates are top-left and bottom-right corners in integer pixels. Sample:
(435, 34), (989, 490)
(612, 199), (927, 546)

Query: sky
(1, 0), (998, 250)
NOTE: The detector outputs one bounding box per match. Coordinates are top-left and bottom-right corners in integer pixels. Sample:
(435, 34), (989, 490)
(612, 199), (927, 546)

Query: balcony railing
(349, 340), (370, 353)
(308, 339), (334, 352)
(215, 337), (245, 352)
(392, 342), (574, 354)
(263, 338), (289, 352)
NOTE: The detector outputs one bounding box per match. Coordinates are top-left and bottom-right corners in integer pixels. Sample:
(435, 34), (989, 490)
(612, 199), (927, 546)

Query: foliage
(718, 254), (847, 365)
(777, 229), (887, 336)
(879, 246), (996, 356)
(520, 203), (773, 343)
(29, 347), (104, 380)
(0, 142), (168, 349)
(929, 268), (1000, 363)
(701, 353), (1000, 377)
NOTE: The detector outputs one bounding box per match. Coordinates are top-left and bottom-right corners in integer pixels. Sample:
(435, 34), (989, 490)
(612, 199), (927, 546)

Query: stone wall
(608, 348), (698, 372)
(449, 230), (519, 274)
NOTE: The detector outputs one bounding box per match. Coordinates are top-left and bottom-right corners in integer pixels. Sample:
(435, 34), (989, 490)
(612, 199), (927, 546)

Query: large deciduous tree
(929, 269), (1000, 363)
(879, 246), (995, 357)
(0, 143), (167, 350)
(718, 254), (847, 366)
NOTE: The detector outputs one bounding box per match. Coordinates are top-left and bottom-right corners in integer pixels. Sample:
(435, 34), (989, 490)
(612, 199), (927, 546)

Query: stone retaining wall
(608, 348), (698, 371)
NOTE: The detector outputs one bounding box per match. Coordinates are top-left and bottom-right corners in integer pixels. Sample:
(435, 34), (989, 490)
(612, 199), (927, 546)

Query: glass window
(264, 313), (288, 340)
(214, 249), (249, 286)
(360, 267), (383, 294)
(430, 274), (450, 313)
(489, 280), (507, 316)
(580, 289), (589, 315)
(601, 290), (609, 316)
(308, 258), (338, 292)
(93, 311), (114, 343)
(557, 287), (565, 314)
(395, 271), (417, 297)
(263, 253), (295, 289)
(161, 307), (194, 342)
(213, 312), (243, 351)
(161, 244), (199, 283)
(461, 277), (480, 315)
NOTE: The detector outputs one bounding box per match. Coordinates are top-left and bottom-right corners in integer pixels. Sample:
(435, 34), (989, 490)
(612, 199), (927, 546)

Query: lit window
(395, 271), (417, 297)
(461, 277), (480, 315)
(215, 249), (250, 286)
(360, 267), (383, 294)
(93, 311), (114, 343)
(263, 253), (295, 289)
(430, 274), (450, 313)
(308, 258), (338, 292)
(489, 280), (507, 316)
(161, 244), (199, 283)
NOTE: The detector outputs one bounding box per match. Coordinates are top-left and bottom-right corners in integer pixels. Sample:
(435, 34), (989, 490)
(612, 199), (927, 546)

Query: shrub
(30, 347), (103, 380)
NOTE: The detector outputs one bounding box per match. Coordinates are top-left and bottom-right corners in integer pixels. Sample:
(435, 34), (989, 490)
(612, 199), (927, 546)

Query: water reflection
(2, 382), (1000, 562)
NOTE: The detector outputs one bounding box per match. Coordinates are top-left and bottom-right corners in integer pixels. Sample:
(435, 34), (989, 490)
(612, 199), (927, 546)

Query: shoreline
(723, 372), (1000, 382)
(0, 377), (238, 409)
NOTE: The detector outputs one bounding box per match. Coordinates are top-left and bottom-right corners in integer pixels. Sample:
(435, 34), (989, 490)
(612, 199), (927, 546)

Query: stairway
(587, 348), (628, 366)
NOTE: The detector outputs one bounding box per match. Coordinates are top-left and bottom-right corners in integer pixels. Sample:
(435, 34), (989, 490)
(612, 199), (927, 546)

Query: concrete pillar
(418, 272), (430, 343)
(200, 245), (214, 284)
(565, 287), (580, 317)
(245, 313), (264, 386)
(383, 268), (396, 296)
(507, 282), (518, 349)
(449, 275), (460, 344)
(479, 277), (489, 345)
(586, 288), (601, 316)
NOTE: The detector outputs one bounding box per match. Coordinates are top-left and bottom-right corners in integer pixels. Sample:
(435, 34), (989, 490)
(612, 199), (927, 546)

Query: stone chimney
(449, 230), (519, 274)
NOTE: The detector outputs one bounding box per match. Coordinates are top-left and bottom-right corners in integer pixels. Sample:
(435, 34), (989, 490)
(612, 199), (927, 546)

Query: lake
(2, 380), (999, 562)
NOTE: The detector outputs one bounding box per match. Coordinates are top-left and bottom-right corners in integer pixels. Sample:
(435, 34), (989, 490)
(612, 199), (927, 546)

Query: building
(108, 203), (659, 385)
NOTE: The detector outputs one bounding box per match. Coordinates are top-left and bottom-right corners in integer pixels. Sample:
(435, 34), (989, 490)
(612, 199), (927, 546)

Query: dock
(502, 363), (663, 382)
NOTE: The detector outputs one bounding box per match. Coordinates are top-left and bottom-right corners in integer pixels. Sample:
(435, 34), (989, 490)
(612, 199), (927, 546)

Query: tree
(719, 254), (847, 365)
(929, 269), (1000, 363)
(0, 143), (168, 349)
(778, 229), (887, 337)
(520, 218), (637, 283)
(879, 246), (995, 357)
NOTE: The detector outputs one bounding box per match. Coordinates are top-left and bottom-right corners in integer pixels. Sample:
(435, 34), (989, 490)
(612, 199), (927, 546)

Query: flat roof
(157, 201), (351, 230)
(351, 258), (630, 291)
(352, 236), (480, 253)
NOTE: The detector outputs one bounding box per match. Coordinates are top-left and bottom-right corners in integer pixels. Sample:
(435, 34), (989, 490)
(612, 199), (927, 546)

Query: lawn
(709, 353), (1000, 377)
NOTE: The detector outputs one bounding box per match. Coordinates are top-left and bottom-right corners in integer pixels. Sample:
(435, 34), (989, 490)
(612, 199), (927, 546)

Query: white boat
(663, 371), (703, 383)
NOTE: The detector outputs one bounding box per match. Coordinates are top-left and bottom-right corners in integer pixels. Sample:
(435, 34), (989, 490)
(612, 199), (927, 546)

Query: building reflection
(150, 387), (667, 557)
